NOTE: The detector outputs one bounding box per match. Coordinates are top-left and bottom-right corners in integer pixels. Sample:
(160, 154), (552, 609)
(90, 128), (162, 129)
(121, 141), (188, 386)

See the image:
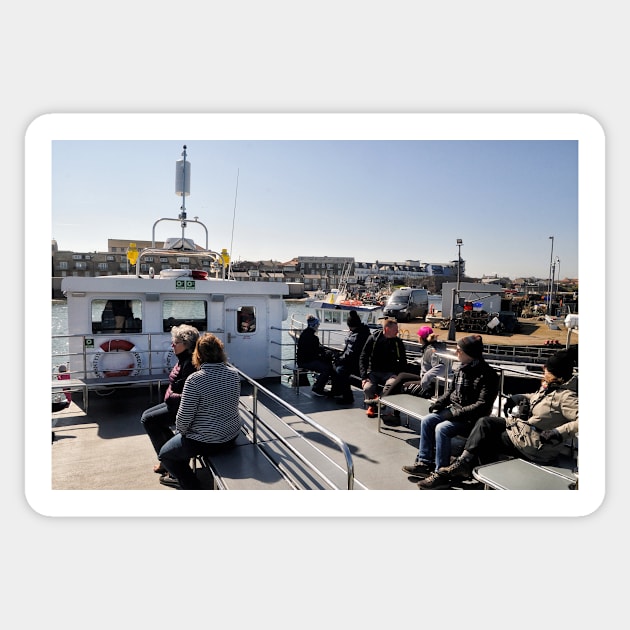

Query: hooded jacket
(505, 375), (578, 463)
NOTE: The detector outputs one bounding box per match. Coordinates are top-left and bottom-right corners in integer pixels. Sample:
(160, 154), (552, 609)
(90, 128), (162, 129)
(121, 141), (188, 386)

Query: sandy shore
(397, 316), (577, 347)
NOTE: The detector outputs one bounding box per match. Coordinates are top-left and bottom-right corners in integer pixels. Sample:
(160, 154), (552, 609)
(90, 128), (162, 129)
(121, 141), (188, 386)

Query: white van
(383, 287), (429, 321)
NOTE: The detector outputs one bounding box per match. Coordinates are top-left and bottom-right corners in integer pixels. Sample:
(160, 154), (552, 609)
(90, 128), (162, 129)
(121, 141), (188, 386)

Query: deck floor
(51, 378), (478, 491)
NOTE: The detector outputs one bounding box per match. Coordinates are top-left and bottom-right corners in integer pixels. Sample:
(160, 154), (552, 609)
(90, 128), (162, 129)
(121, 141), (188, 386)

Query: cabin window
(319, 309), (344, 325)
(162, 299), (208, 332)
(237, 306), (257, 334)
(92, 299), (143, 334)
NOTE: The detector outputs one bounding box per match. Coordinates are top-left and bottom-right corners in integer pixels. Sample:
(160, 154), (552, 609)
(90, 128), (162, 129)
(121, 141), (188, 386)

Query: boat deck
(51, 377), (478, 492)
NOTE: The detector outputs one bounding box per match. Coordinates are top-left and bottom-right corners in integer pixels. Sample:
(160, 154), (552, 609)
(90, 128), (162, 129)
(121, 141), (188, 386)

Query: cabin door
(224, 297), (269, 379)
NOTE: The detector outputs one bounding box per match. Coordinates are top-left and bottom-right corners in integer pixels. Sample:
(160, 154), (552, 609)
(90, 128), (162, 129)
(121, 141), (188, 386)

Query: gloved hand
(429, 403), (443, 413)
(540, 429), (562, 444)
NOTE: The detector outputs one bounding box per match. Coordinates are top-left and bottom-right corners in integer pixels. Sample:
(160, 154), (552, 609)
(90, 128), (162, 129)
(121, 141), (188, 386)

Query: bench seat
(473, 457), (577, 490)
(282, 361), (320, 393)
(376, 393), (433, 431)
(51, 375), (168, 412)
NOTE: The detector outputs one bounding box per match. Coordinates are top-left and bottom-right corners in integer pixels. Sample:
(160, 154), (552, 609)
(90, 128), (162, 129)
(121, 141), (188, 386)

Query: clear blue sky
(52, 138), (578, 279)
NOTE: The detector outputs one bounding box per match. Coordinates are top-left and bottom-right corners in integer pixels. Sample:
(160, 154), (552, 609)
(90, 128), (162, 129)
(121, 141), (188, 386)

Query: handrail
(234, 365), (356, 490)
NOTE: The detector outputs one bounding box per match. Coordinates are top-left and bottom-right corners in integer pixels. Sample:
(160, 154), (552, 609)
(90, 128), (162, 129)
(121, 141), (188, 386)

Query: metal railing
(234, 366), (355, 490)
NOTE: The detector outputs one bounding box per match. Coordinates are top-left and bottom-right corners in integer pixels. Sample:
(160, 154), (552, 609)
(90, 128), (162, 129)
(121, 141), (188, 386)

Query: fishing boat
(301, 263), (385, 337)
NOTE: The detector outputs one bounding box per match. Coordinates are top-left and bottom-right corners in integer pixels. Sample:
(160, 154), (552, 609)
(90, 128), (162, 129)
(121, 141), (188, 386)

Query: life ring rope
(93, 338), (142, 378)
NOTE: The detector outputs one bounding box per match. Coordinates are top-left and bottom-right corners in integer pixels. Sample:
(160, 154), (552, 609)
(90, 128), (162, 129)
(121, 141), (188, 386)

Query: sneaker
(159, 473), (180, 489)
(402, 461), (433, 478)
(364, 395), (380, 405)
(417, 471), (451, 490)
(311, 388), (326, 397)
(439, 457), (474, 480)
(366, 406), (377, 418)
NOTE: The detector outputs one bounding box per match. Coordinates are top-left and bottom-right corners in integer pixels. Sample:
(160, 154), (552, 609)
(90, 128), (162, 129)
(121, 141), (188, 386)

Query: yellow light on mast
(127, 243), (139, 266)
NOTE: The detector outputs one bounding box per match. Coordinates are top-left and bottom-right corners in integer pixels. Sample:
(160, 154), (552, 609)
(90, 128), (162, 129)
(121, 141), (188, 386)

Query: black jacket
(359, 329), (407, 379)
(432, 358), (499, 424)
(297, 327), (326, 366)
(336, 323), (371, 375)
(164, 349), (196, 411)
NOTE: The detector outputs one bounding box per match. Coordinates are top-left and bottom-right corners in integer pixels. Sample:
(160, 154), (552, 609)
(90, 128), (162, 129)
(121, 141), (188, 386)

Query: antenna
(175, 145), (191, 237)
(228, 169), (239, 280)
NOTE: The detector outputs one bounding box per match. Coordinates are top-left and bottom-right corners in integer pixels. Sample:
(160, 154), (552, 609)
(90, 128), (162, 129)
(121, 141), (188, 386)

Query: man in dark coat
(359, 317), (408, 417)
(401, 334), (500, 489)
(331, 310), (371, 405)
(297, 315), (336, 397)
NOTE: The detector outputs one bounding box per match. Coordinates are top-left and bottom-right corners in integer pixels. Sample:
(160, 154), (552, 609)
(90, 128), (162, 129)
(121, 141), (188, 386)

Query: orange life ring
(93, 339), (142, 378)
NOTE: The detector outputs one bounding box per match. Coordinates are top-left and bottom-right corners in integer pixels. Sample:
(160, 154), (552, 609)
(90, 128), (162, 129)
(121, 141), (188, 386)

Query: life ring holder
(93, 339), (142, 378)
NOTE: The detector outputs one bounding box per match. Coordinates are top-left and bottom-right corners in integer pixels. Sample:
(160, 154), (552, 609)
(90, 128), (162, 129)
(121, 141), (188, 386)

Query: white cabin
(61, 272), (288, 382)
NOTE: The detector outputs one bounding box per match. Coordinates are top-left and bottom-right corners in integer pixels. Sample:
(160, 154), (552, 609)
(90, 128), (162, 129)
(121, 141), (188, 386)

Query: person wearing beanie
(346, 310), (362, 330)
(330, 310), (371, 405)
(402, 333), (500, 489)
(457, 334), (485, 360)
(296, 314), (338, 397)
(438, 347), (578, 485)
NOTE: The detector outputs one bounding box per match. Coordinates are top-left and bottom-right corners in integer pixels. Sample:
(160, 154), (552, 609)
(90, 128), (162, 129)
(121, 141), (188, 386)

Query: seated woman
(141, 324), (200, 474)
(158, 333), (242, 489)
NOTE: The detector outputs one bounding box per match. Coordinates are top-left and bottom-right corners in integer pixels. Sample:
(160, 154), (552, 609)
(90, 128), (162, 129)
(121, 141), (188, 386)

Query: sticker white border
(26, 113), (604, 517)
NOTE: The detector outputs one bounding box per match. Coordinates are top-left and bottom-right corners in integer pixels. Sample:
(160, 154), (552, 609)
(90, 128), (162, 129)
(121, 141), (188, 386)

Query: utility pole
(547, 236), (554, 313)
(448, 238), (463, 341)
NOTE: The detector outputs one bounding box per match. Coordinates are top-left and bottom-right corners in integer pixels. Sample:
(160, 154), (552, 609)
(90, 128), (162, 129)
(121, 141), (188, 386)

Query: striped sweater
(175, 362), (242, 443)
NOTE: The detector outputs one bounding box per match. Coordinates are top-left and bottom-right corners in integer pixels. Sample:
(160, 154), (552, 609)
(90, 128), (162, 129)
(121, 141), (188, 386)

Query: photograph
(29, 113), (603, 517)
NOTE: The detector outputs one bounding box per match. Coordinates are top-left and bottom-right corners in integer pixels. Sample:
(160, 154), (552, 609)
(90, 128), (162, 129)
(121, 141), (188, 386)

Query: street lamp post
(448, 238), (463, 341)
(547, 236), (554, 314)
(555, 256), (561, 303)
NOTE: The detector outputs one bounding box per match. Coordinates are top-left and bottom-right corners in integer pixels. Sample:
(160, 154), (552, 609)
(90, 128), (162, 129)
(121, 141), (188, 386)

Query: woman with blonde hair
(158, 333), (242, 489)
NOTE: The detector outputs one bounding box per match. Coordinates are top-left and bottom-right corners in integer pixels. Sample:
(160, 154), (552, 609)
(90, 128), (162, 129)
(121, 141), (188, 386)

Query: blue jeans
(417, 411), (468, 471)
(141, 402), (176, 457)
(159, 433), (237, 489)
